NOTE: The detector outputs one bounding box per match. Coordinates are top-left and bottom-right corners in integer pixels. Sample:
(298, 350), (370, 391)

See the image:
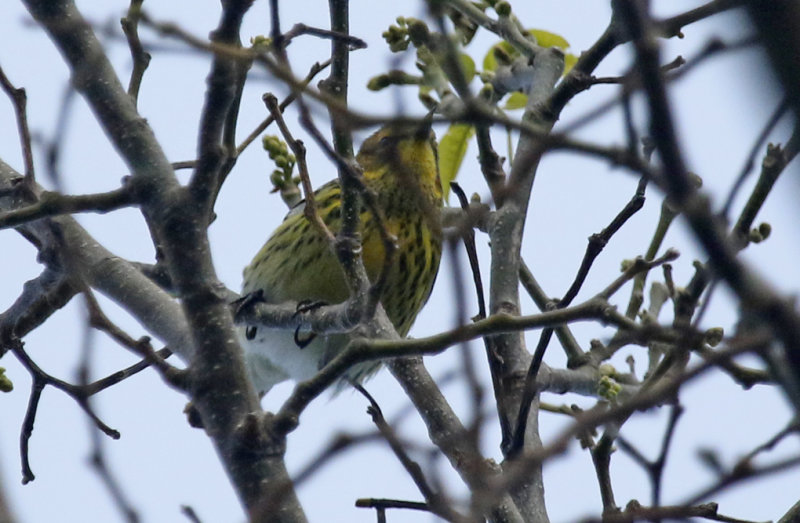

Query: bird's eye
(379, 136), (392, 147)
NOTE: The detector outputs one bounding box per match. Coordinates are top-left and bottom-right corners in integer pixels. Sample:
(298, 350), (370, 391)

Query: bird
(240, 121), (443, 396)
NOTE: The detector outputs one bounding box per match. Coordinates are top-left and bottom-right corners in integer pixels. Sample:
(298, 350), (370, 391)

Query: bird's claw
(293, 300), (327, 349)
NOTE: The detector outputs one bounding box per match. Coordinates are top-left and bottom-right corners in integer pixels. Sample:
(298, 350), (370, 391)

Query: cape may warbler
(241, 122), (442, 395)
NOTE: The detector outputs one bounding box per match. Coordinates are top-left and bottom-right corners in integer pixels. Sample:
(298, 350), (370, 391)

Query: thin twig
(490, 332), (774, 506)
(694, 344), (770, 389)
(296, 113), (398, 315)
(597, 249), (680, 301)
(78, 310), (140, 523)
(246, 292), (694, 393)
(120, 0), (150, 104)
(237, 60), (331, 156)
(507, 179), (649, 456)
(0, 186), (136, 231)
(83, 290), (185, 389)
(448, 183), (486, 441)
(19, 369), (43, 484)
(682, 453), (800, 509)
(0, 264), (78, 345)
(616, 404), (684, 507)
(170, 59), (332, 171)
(282, 22), (366, 49)
(450, 182), (486, 319)
(137, 13), (682, 191)
(181, 506), (203, 523)
(590, 428), (618, 513)
(589, 501), (769, 523)
(740, 419), (800, 467)
(45, 84), (77, 190)
(85, 348), (173, 395)
(560, 56), (687, 137)
(262, 93), (335, 244)
(721, 98), (788, 218)
(358, 387), (466, 522)
(355, 498), (434, 515)
(0, 66), (35, 184)
(186, 1), (250, 213)
(621, 0), (800, 411)
(518, 261), (585, 365)
(10, 339), (120, 484)
(444, 235), (485, 449)
(290, 432), (381, 488)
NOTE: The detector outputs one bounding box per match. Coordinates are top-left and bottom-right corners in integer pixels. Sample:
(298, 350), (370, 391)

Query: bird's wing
(284, 179), (341, 220)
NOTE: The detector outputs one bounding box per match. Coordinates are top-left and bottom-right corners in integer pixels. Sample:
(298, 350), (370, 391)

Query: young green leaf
(529, 29), (569, 49)
(460, 53), (477, 82)
(503, 91), (528, 110)
(482, 28), (577, 75)
(438, 123), (475, 201)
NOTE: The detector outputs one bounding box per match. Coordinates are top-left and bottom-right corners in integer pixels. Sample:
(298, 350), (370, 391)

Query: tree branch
(18, 1), (306, 518)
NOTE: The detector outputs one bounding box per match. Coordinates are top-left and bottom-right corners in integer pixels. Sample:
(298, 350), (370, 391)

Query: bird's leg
(292, 300), (328, 348)
(231, 290), (267, 341)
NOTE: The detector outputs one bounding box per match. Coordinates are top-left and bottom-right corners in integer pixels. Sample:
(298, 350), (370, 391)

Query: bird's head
(356, 118), (440, 198)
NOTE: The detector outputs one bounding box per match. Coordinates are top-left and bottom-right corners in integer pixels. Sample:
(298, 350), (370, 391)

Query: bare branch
(0, 66), (35, 184)
(618, 0), (800, 410)
(0, 186), (136, 231)
(18, 1), (305, 517)
(508, 179), (648, 456)
(590, 500), (768, 523)
(361, 393), (467, 522)
(120, 0), (150, 104)
(262, 93), (335, 244)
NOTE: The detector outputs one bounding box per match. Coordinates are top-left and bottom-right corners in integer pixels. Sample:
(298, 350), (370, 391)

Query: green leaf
(460, 53), (476, 82)
(503, 92), (528, 110)
(482, 41), (514, 72)
(529, 29), (569, 49)
(0, 367), (12, 393)
(564, 53), (578, 74)
(438, 123), (475, 201)
(482, 28), (573, 76)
